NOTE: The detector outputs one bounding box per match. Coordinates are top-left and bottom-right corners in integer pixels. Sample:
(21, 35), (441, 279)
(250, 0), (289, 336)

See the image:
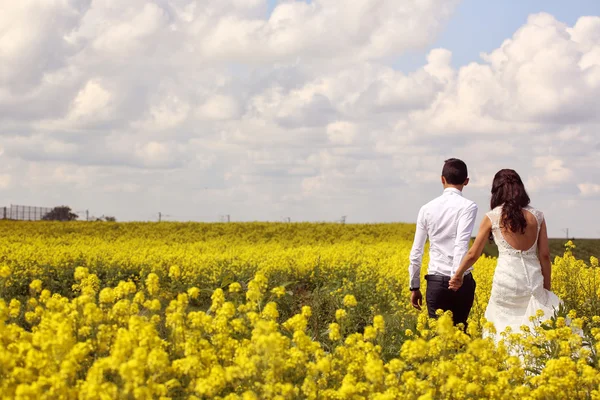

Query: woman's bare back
(499, 209), (539, 251)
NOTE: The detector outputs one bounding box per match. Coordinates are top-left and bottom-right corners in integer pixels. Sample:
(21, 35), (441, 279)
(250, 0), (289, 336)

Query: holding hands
(448, 274), (463, 291)
(448, 217), (493, 292)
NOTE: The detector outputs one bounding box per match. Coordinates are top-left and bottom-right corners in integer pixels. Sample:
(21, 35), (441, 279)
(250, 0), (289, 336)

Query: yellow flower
(364, 357), (385, 384)
(364, 326), (377, 341)
(271, 286), (286, 298)
(74, 266), (89, 281)
(29, 279), (43, 294)
(335, 309), (347, 321)
(301, 306), (312, 318)
(210, 288), (225, 311)
(187, 287), (200, 299)
(0, 265), (12, 278)
(373, 315), (385, 333)
(168, 265), (181, 280)
(8, 299), (21, 318)
(229, 282), (242, 293)
(145, 273), (160, 296)
(242, 391), (259, 400)
(148, 299), (161, 311)
(343, 294), (357, 308)
(262, 302), (279, 320)
(329, 323), (341, 341)
(99, 288), (115, 304)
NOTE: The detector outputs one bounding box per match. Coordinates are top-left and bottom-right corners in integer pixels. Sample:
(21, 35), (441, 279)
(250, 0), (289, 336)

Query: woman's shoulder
(523, 204), (542, 213)
(524, 205), (544, 223)
(486, 205), (502, 216)
(485, 206), (502, 227)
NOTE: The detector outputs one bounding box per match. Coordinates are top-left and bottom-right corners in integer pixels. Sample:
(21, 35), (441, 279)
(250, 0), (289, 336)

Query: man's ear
(441, 176), (446, 185)
(463, 177), (470, 186)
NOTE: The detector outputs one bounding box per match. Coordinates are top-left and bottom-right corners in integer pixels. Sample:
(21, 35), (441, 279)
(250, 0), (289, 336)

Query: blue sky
(400, 0), (600, 70)
(269, 0), (600, 71)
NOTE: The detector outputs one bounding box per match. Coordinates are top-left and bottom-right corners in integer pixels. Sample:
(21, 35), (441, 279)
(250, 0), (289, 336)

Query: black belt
(425, 272), (473, 283)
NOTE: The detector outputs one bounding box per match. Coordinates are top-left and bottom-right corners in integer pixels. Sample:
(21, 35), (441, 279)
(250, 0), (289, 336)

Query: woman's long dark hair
(490, 169), (530, 234)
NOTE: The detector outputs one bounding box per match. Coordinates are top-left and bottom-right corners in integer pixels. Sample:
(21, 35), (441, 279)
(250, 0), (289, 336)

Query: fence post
(2, 207), (5, 220)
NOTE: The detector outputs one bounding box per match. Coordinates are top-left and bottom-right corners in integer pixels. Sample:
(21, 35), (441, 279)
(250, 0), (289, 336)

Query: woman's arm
(537, 219), (551, 291)
(449, 216), (492, 290)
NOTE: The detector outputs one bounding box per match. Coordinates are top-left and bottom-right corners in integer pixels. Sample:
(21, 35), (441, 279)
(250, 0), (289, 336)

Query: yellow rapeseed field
(1, 221), (599, 399)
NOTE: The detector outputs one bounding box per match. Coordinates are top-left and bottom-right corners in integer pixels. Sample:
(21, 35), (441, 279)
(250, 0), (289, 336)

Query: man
(408, 158), (478, 327)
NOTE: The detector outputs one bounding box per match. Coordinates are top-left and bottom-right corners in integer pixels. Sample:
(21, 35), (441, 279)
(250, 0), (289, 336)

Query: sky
(1, 0), (599, 237)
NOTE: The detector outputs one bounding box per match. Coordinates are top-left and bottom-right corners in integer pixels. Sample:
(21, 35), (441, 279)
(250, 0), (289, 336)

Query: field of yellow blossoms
(1, 221), (600, 399)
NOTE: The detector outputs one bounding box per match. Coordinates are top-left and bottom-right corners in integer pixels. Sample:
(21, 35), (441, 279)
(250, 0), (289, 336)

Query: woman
(448, 169), (562, 335)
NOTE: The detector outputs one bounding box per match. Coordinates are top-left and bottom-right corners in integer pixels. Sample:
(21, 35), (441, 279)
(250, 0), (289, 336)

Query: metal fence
(1, 205), (53, 221)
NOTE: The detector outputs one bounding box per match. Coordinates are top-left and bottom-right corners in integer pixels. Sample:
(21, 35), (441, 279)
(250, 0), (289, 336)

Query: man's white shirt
(408, 188), (478, 289)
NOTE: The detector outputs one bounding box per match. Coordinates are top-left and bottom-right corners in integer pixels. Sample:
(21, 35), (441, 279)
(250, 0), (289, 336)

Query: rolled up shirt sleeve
(408, 206), (428, 289)
(451, 202), (478, 276)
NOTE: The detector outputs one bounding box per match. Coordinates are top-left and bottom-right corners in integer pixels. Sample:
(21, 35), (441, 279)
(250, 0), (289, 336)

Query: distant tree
(42, 206), (79, 221)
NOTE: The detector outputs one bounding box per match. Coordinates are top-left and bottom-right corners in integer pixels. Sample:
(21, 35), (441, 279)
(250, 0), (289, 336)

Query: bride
(448, 169), (562, 335)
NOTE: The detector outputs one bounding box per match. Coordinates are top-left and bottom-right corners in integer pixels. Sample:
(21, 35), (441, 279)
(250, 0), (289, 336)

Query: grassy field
(482, 237), (600, 261)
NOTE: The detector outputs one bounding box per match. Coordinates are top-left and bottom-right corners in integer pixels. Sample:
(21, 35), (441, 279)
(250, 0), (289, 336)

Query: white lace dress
(484, 205), (563, 336)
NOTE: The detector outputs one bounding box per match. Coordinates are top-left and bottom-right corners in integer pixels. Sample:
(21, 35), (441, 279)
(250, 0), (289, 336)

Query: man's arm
(408, 206), (428, 290)
(449, 216), (491, 290)
(451, 202), (478, 276)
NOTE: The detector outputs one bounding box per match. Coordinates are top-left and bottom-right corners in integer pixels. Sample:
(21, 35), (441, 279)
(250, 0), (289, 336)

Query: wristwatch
(409, 287), (420, 291)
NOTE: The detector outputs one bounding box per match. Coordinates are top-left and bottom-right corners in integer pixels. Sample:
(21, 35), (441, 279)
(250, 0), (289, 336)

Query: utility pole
(340, 216), (346, 224)
(86, 210), (89, 221)
(226, 214), (230, 223)
(158, 212), (162, 222)
(562, 228), (569, 239)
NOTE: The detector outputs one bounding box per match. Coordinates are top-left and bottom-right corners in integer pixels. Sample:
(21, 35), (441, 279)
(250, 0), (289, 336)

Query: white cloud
(197, 95), (241, 121)
(25, 163), (91, 188)
(302, 174), (326, 195)
(578, 183), (600, 197)
(0, 174), (11, 189)
(198, 0), (460, 63)
(526, 157), (574, 192)
(1, 3), (599, 235)
(326, 121), (357, 145)
(132, 94), (190, 131)
(132, 141), (188, 168)
(103, 183), (142, 194)
(67, 80), (113, 124)
(87, 2), (169, 54)
(0, 0), (83, 91)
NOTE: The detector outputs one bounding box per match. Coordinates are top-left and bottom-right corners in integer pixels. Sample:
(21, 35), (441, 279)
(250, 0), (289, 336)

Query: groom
(408, 158), (478, 327)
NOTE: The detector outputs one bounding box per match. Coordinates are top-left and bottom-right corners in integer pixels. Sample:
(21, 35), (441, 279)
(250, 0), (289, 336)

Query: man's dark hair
(442, 158), (468, 185)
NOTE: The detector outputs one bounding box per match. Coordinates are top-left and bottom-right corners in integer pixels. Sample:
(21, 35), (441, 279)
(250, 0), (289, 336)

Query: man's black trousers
(425, 273), (476, 327)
